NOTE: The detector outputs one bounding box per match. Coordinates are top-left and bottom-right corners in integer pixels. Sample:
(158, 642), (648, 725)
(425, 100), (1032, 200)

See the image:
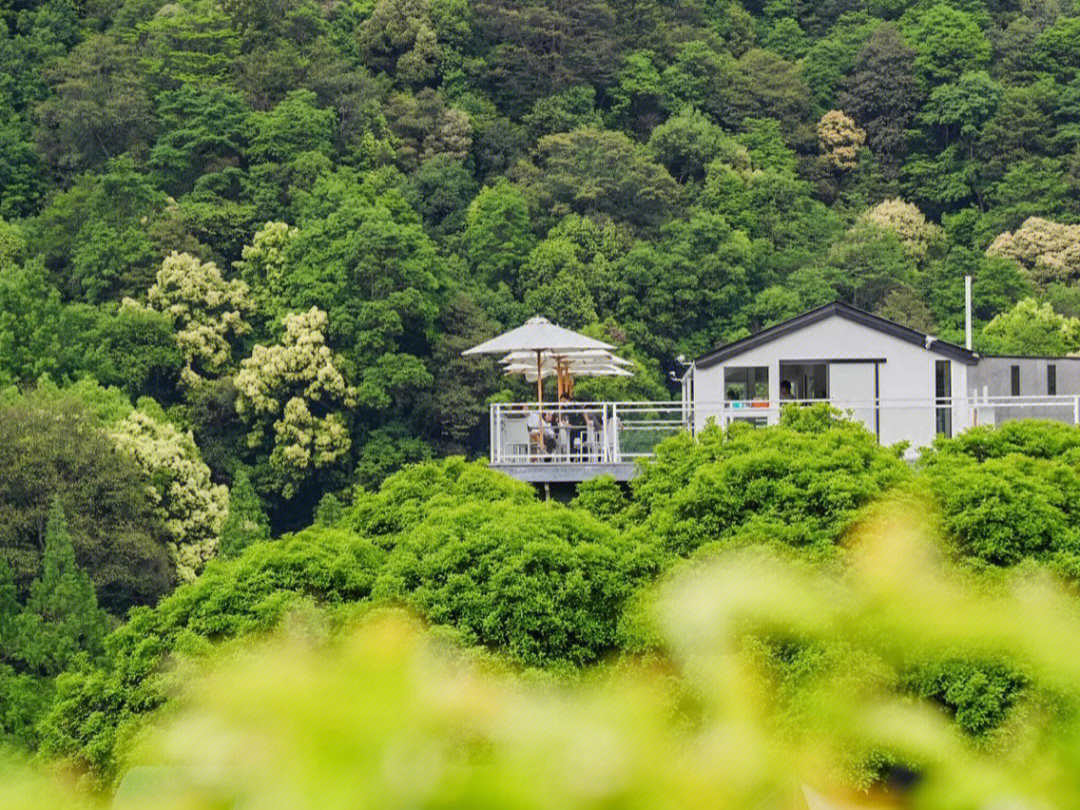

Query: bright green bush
(902, 657), (1028, 739)
(36, 457), (666, 784)
(351, 458), (662, 666)
(570, 475), (629, 522)
(373, 499), (660, 667)
(37, 527), (384, 788)
(629, 406), (912, 557)
(345, 456), (537, 538)
(926, 419), (1080, 462)
(921, 423), (1080, 571)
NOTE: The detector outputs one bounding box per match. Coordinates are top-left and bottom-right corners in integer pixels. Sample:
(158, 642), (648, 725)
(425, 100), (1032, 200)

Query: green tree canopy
(0, 390), (173, 613)
(14, 500), (108, 677)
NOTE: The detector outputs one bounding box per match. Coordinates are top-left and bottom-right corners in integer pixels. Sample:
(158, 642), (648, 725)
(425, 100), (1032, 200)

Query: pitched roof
(462, 316), (614, 355)
(694, 301), (979, 369)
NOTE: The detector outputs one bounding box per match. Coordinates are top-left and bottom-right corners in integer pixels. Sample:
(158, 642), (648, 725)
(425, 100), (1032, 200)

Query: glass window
(1048, 364), (1057, 396)
(723, 366), (769, 403)
(935, 360), (952, 437)
(1011, 365), (1020, 397)
(778, 362), (828, 401)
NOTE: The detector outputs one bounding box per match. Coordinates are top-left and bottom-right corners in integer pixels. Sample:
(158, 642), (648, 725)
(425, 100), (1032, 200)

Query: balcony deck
(489, 396), (1080, 485)
(489, 461), (640, 483)
(489, 401), (688, 485)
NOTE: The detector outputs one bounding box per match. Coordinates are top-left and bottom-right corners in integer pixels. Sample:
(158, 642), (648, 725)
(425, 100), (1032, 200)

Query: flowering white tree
(817, 110), (865, 171)
(111, 409), (228, 582)
(987, 217), (1080, 286)
(125, 251), (254, 386)
(858, 198), (943, 263)
(235, 307), (356, 498)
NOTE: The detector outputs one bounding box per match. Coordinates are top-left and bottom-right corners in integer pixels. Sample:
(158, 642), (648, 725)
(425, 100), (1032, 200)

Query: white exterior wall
(693, 315), (970, 453)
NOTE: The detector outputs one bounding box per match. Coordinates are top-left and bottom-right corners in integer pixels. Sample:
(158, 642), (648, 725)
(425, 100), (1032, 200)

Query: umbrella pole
(536, 350), (543, 406)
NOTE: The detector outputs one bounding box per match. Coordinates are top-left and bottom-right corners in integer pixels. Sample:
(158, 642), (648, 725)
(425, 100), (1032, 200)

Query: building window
(724, 366), (769, 403)
(1048, 364), (1057, 396)
(935, 360), (952, 437)
(778, 362), (828, 400)
(1011, 365), (1020, 397)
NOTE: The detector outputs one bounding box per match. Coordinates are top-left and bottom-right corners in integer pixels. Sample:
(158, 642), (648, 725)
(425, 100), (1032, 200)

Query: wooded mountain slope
(4, 0), (1080, 537)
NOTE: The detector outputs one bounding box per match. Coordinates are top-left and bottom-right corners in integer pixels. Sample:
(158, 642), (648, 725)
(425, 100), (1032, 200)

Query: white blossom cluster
(817, 110), (866, 171)
(988, 217), (1080, 286)
(859, 198), (943, 263)
(111, 410), (228, 582)
(235, 307), (356, 497)
(124, 251), (254, 386)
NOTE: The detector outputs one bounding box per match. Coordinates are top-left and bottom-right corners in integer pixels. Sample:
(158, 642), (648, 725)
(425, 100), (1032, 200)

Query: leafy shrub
(629, 406), (911, 557)
(37, 528), (384, 788)
(922, 423), (1080, 571)
(373, 499), (659, 667)
(345, 456), (537, 538)
(902, 657), (1027, 738)
(926, 419), (1080, 462)
(571, 475), (629, 522)
(37, 457), (665, 783)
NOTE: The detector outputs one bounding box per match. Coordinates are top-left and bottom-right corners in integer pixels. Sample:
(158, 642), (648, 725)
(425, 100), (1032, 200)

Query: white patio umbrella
(504, 362), (634, 382)
(498, 348), (632, 366)
(463, 316), (626, 404)
(463, 316), (615, 355)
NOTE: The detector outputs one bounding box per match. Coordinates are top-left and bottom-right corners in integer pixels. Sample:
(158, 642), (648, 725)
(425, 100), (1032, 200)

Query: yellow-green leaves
(124, 252), (253, 387)
(235, 307), (356, 498)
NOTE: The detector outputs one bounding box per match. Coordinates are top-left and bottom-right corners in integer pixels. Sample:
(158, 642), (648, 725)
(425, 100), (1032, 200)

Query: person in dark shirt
(558, 393), (586, 457)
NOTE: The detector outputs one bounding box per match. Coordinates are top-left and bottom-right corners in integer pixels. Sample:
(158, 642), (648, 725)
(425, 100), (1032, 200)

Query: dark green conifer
(15, 500), (108, 676)
(219, 469), (271, 560)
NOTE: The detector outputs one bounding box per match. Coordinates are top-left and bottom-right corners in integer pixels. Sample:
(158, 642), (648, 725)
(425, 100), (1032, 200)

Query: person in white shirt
(525, 407), (544, 460)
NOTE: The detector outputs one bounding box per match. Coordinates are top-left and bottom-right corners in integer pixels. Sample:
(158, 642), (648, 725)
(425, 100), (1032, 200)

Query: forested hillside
(5, 0), (1080, 529)
(9, 1), (1080, 799)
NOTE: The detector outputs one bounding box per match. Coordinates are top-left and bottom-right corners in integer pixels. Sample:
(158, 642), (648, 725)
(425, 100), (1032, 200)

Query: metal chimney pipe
(964, 275), (973, 350)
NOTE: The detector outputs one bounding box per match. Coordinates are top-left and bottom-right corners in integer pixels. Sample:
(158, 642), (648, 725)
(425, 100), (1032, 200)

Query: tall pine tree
(218, 469), (271, 560)
(15, 500), (108, 676)
(0, 559), (19, 661)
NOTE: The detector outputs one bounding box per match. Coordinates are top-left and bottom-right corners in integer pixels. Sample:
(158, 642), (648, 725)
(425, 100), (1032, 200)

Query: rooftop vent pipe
(965, 275), (973, 351)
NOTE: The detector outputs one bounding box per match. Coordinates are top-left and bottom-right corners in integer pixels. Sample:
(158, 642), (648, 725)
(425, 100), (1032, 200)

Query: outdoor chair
(503, 417), (531, 462)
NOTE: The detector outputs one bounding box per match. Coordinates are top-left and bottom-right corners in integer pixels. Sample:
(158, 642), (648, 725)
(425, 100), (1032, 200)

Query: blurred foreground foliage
(32, 411), (1080, 795)
(12, 512), (1080, 808)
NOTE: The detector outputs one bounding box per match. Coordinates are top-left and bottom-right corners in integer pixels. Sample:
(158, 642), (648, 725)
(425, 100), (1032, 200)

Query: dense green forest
(9, 0), (1080, 800)
(7, 0), (1080, 529)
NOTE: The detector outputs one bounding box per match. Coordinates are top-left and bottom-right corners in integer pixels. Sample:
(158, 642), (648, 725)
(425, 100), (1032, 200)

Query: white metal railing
(490, 395), (1080, 465)
(489, 402), (689, 465)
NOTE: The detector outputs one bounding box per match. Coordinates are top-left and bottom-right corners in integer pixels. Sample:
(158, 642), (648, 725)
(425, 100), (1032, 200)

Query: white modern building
(686, 301), (1080, 452)
(485, 302), (1080, 483)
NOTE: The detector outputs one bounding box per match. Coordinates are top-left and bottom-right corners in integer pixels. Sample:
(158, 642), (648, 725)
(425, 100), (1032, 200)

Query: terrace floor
(490, 461), (639, 484)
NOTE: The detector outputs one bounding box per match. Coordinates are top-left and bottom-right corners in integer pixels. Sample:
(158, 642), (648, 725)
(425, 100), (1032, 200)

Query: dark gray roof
(695, 301), (979, 369)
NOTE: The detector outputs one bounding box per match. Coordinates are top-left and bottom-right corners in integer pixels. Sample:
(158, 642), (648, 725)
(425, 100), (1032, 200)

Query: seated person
(780, 380), (795, 401)
(558, 393), (587, 455)
(525, 407), (545, 458)
(544, 412), (558, 453)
